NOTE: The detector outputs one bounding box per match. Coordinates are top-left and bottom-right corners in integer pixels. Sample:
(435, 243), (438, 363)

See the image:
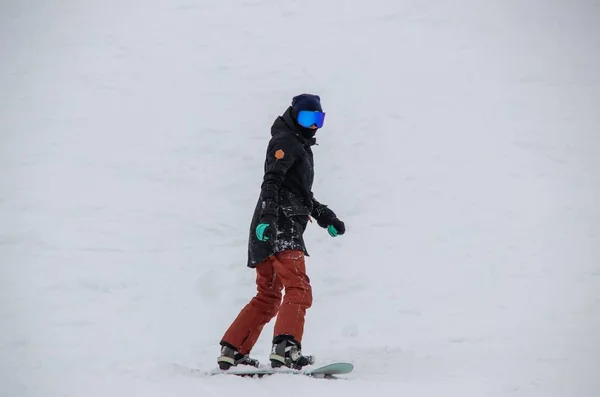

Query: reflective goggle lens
(297, 110), (326, 128)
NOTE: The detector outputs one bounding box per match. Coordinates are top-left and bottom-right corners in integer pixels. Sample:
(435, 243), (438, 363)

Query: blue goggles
(297, 110), (326, 128)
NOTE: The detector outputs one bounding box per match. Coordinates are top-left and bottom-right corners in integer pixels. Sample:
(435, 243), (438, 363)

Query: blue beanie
(291, 94), (322, 112)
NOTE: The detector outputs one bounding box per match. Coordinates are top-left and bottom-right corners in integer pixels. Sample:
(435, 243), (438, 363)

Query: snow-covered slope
(1, 1), (599, 396)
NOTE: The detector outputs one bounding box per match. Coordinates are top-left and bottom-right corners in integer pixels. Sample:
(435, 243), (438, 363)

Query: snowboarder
(217, 94), (346, 370)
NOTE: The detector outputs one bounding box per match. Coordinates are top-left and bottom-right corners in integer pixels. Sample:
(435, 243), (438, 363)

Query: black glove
(256, 213), (277, 242)
(327, 217), (345, 237)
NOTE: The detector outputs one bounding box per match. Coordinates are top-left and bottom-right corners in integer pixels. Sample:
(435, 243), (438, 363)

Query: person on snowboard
(217, 94), (346, 370)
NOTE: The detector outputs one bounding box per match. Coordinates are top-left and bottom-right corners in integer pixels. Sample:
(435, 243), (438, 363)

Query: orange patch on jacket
(274, 149), (285, 160)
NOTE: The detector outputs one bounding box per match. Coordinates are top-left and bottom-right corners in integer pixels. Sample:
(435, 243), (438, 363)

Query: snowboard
(216, 362), (354, 379)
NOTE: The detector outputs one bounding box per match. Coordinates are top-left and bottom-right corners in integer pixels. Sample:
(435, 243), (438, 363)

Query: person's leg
(272, 250), (313, 342)
(269, 250), (314, 368)
(218, 257), (283, 368)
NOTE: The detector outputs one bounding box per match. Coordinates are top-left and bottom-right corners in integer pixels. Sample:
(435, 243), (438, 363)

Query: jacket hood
(270, 107), (317, 146)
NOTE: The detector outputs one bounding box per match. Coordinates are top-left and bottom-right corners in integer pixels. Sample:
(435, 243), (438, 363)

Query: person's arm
(259, 137), (298, 218)
(255, 136), (298, 241)
(311, 196), (346, 237)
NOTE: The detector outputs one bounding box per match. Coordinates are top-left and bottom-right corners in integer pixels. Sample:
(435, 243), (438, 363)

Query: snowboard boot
(217, 343), (260, 370)
(269, 336), (315, 370)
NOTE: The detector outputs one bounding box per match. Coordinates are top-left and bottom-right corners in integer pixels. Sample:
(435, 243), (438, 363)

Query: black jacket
(247, 107), (336, 268)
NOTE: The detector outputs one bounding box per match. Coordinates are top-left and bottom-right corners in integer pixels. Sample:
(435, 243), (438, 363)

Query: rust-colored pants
(220, 250), (313, 354)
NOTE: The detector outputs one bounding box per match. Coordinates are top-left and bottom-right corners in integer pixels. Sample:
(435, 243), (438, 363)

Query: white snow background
(1, 0), (599, 396)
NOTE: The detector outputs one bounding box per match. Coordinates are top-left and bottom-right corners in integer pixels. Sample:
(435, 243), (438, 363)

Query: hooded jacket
(247, 107), (333, 268)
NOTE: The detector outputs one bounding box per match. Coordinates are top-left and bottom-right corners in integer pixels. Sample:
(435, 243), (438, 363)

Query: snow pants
(220, 250), (313, 354)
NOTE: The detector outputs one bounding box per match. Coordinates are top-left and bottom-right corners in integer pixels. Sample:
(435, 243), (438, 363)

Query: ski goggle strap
(297, 110), (326, 128)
